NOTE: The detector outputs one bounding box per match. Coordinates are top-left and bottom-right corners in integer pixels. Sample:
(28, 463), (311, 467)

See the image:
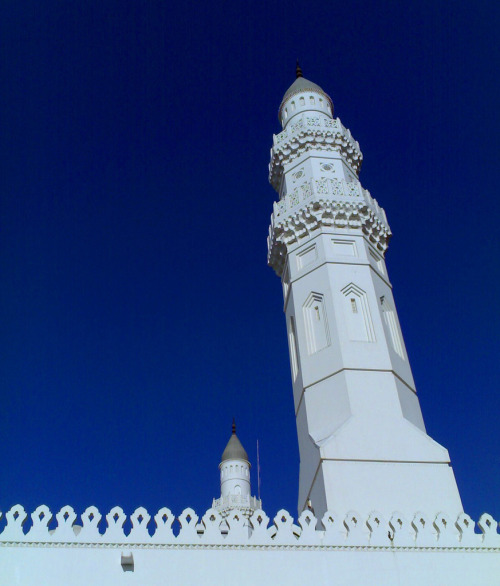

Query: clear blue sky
(1, 1), (499, 527)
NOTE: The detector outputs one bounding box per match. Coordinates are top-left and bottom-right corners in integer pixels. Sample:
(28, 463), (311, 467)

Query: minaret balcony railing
(272, 115), (358, 150)
(267, 178), (392, 275)
(269, 115), (363, 188)
(212, 495), (262, 511)
(272, 178), (388, 227)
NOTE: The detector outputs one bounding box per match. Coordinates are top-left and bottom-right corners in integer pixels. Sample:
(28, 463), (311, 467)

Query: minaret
(267, 67), (463, 520)
(212, 421), (262, 518)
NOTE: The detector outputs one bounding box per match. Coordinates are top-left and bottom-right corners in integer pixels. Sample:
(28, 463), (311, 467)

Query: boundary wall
(1, 505), (499, 585)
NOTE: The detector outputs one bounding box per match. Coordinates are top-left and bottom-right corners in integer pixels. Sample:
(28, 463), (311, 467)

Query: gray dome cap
(221, 421), (249, 463)
(279, 76), (333, 119)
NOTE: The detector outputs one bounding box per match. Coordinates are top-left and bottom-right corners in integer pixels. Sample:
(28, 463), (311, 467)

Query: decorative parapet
(269, 116), (363, 190)
(1, 505), (499, 550)
(267, 179), (391, 276)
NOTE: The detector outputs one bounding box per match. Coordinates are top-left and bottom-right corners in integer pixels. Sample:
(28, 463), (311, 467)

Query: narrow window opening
(288, 316), (299, 379)
(350, 299), (358, 313)
(282, 263), (290, 300)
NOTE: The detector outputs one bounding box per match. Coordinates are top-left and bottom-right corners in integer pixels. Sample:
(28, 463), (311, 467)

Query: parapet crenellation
(1, 505), (499, 549)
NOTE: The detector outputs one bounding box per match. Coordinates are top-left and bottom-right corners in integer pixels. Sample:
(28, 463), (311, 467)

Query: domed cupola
(279, 62), (334, 129)
(221, 421), (249, 463)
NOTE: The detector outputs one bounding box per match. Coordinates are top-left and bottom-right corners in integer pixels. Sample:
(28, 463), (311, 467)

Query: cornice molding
(267, 190), (391, 276)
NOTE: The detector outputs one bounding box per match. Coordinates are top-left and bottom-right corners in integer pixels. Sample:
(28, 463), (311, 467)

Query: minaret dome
(279, 66), (333, 130)
(221, 420), (249, 464)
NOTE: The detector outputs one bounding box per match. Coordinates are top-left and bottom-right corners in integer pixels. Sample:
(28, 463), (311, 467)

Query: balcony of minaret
(269, 115), (363, 191)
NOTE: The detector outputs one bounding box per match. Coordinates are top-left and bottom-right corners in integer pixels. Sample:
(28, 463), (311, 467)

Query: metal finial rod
(232, 418), (236, 434)
(296, 59), (303, 78)
(257, 439), (261, 501)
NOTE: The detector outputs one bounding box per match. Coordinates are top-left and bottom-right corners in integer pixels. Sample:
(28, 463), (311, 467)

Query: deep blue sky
(1, 1), (499, 527)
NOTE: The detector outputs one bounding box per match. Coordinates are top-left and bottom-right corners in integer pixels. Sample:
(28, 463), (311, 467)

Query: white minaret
(267, 65), (463, 520)
(212, 421), (261, 518)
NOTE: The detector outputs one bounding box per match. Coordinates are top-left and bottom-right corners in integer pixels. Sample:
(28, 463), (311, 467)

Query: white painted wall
(1, 505), (499, 586)
(3, 545), (500, 586)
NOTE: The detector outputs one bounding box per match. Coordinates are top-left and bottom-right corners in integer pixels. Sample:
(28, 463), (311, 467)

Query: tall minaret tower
(267, 66), (463, 520)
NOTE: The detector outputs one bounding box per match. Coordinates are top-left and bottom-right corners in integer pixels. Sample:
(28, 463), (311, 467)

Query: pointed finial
(296, 59), (303, 79)
(232, 418), (236, 435)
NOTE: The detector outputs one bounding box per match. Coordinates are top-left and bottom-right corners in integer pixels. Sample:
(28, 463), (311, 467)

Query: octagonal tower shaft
(267, 75), (463, 520)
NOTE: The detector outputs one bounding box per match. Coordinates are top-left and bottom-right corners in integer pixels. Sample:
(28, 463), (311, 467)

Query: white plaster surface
(1, 505), (499, 586)
(2, 546), (500, 586)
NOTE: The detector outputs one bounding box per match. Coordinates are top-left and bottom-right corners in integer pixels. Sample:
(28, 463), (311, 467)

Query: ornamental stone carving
(269, 116), (363, 190)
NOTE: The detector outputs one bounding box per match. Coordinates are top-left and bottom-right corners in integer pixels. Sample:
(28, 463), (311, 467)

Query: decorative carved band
(213, 494), (261, 509)
(269, 116), (363, 190)
(273, 179), (387, 222)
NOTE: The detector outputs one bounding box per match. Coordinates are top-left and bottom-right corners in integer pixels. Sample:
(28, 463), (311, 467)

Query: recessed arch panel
(381, 296), (405, 359)
(303, 293), (331, 354)
(340, 283), (375, 342)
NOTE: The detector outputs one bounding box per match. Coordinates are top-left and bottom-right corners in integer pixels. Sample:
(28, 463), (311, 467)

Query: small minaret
(213, 421), (262, 518)
(267, 67), (463, 520)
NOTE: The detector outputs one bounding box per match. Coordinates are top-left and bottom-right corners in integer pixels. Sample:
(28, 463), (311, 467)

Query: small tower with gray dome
(212, 421), (261, 518)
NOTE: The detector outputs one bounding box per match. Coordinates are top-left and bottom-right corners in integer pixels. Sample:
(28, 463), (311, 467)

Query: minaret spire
(295, 59), (303, 79)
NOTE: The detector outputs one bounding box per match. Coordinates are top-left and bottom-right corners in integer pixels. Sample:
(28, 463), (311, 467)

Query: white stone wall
(1, 505), (499, 586)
